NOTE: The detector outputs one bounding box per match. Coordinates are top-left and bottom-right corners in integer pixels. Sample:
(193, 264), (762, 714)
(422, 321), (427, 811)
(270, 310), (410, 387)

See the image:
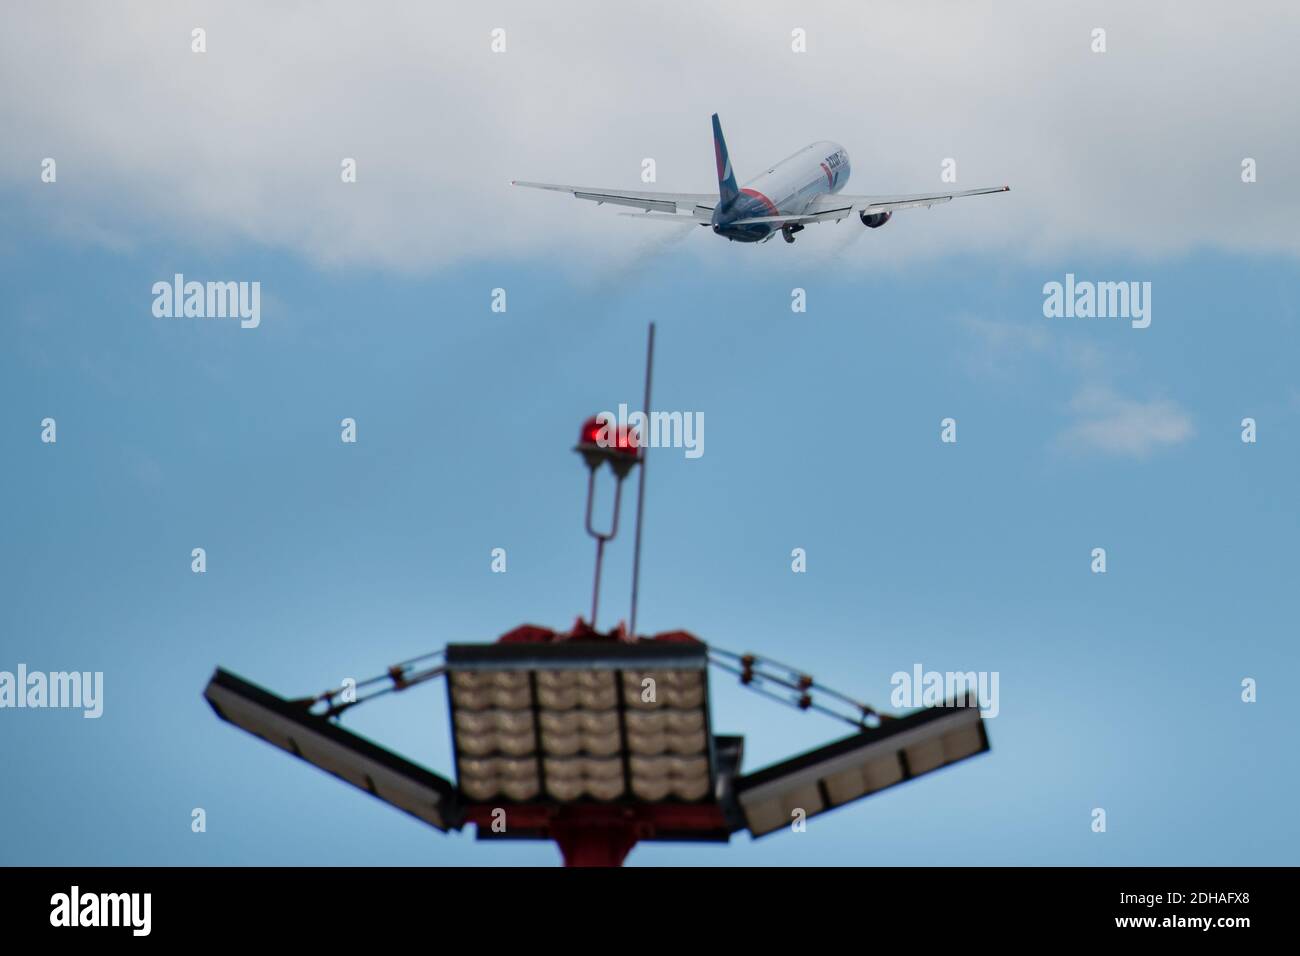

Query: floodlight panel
(454, 710), (535, 756)
(543, 755), (624, 800)
(629, 754), (710, 800)
(623, 669), (705, 709)
(735, 703), (990, 837)
(444, 641), (716, 806)
(450, 670), (531, 711)
(458, 755), (541, 801)
(536, 709), (615, 757)
(204, 668), (461, 832)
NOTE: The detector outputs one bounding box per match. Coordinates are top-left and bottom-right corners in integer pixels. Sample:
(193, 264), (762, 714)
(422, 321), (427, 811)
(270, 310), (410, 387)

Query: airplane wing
(818, 185), (1010, 215)
(729, 185), (1010, 228)
(511, 180), (715, 219)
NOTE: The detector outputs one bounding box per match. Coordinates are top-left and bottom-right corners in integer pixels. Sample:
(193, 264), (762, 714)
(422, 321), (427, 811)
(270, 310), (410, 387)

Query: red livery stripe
(740, 187), (780, 218)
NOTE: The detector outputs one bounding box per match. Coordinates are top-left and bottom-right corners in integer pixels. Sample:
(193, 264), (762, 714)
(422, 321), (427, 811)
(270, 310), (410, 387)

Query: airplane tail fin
(712, 113), (739, 208)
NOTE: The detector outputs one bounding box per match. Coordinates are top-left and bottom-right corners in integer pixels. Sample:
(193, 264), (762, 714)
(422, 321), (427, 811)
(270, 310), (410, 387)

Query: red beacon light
(576, 415), (642, 477)
(575, 411), (647, 631)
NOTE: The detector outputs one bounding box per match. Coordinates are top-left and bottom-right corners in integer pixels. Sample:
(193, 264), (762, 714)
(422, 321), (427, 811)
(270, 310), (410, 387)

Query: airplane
(512, 113), (1009, 244)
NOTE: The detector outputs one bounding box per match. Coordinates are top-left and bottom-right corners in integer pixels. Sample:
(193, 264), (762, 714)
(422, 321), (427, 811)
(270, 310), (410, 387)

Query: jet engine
(859, 210), (892, 229)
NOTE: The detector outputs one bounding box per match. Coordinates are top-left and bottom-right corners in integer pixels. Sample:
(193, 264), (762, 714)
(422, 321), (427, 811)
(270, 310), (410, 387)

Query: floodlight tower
(203, 325), (991, 866)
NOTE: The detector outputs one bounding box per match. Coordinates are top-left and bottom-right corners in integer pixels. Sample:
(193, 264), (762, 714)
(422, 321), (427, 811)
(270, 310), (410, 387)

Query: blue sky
(3, 230), (1297, 865)
(2, 2), (1298, 866)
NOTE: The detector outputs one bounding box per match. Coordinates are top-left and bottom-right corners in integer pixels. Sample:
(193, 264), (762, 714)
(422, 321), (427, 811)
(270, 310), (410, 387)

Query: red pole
(463, 801), (728, 867)
(554, 826), (638, 867)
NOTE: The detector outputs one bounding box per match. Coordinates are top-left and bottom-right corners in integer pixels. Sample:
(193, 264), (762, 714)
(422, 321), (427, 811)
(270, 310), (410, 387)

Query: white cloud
(956, 314), (1051, 377)
(1059, 385), (1194, 457)
(2, 1), (1298, 272)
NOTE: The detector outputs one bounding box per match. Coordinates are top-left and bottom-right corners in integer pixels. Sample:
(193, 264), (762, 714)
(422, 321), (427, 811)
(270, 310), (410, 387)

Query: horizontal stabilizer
(511, 180), (715, 216)
(616, 212), (706, 224)
(728, 206), (855, 227)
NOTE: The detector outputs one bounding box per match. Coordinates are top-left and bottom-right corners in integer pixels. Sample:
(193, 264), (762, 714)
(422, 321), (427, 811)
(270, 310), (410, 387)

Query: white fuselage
(714, 141), (850, 241)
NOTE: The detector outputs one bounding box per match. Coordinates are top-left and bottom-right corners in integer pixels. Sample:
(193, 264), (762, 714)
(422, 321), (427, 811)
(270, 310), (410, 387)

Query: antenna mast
(574, 324), (654, 635)
(629, 323), (655, 638)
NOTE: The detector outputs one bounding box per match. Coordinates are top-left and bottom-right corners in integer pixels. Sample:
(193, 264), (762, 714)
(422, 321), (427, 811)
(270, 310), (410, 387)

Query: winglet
(711, 113), (739, 208)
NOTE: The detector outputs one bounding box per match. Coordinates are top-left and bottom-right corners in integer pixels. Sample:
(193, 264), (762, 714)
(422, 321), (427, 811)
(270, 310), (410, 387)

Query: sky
(1, 2), (1298, 866)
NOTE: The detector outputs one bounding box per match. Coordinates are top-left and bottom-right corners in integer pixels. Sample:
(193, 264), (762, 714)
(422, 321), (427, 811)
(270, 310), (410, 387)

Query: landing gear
(781, 223), (805, 244)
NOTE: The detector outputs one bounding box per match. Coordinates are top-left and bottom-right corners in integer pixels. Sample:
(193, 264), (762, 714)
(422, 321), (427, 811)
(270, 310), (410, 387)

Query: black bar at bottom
(0, 866), (1283, 941)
